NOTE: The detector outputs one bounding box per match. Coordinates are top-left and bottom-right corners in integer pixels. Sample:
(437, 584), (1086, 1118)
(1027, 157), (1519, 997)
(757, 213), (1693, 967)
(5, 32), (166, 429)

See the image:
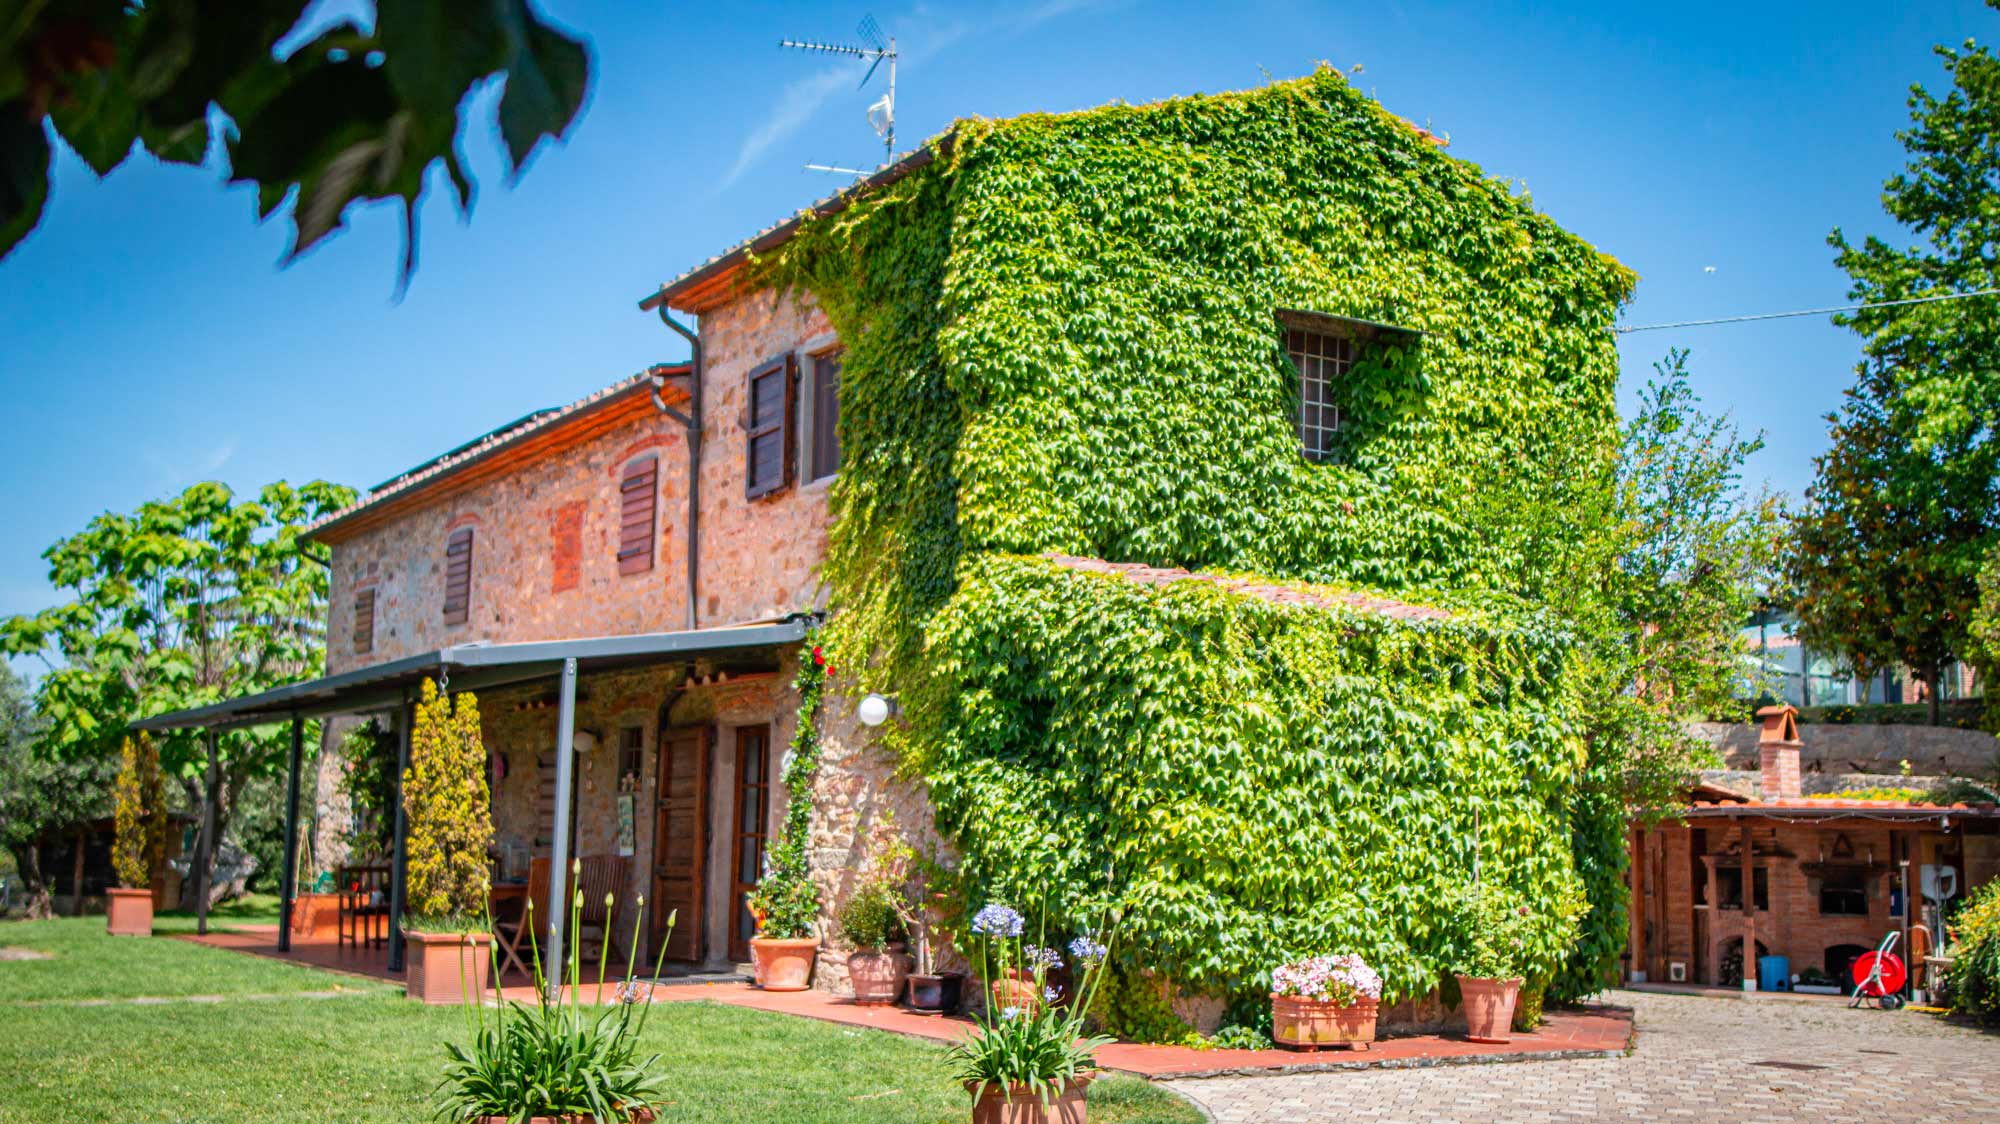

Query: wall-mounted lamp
(858, 693), (900, 727)
(572, 729), (600, 755)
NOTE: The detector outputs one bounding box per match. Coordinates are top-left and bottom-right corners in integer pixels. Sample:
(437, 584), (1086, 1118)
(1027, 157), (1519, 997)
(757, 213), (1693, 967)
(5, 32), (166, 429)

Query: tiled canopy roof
(1042, 554), (1453, 622)
(306, 364), (691, 542)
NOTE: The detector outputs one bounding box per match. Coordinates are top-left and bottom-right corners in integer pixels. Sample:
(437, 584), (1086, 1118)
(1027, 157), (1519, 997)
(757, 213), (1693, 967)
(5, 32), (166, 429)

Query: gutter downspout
(651, 308), (703, 631)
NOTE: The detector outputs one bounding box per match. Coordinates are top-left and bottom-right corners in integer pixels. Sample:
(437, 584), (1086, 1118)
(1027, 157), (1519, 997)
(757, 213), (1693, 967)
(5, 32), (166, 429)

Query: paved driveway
(1165, 989), (2000, 1123)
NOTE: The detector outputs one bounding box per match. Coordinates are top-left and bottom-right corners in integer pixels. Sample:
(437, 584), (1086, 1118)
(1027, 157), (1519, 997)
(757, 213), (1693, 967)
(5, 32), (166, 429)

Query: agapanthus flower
(1025, 944), (1064, 971)
(1044, 986), (1061, 1003)
(1001, 1005), (1023, 1020)
(616, 979), (651, 1006)
(1068, 935), (1107, 965)
(971, 903), (1024, 937)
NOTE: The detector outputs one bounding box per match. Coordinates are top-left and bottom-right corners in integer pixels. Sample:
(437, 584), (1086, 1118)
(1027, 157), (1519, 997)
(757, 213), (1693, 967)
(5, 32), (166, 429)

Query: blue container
(1758, 954), (1791, 992)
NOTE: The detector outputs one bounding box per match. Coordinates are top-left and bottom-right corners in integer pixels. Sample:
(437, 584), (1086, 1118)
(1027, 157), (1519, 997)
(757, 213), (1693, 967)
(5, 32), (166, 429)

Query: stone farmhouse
(143, 71), (1640, 1004)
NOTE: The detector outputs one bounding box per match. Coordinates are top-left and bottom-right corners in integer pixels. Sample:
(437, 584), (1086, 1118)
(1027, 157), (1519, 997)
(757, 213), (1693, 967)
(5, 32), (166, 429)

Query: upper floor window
(618, 455), (659, 575)
(1285, 324), (1353, 463)
(442, 527), (474, 625)
(807, 350), (842, 482)
(745, 355), (796, 499)
(352, 587), (376, 654)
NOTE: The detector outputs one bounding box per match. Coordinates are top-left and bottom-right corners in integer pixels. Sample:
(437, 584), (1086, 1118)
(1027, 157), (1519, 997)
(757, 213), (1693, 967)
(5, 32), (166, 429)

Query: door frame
(727, 723), (773, 964)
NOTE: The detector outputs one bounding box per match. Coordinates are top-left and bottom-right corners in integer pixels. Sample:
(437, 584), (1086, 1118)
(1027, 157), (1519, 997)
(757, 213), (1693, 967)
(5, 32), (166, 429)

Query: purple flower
(1025, 945), (1064, 971)
(1068, 935), (1107, 965)
(971, 904), (1025, 938)
(1044, 986), (1061, 1003)
(1001, 1005), (1023, 1020)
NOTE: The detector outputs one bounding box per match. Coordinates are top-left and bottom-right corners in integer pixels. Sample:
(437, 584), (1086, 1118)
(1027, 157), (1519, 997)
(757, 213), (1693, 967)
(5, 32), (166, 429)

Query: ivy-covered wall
(767, 68), (1634, 1009)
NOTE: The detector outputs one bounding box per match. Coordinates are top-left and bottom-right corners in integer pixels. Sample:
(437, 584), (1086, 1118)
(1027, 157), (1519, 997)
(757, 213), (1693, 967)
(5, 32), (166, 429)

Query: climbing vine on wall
(764, 68), (1634, 1011)
(748, 643), (829, 939)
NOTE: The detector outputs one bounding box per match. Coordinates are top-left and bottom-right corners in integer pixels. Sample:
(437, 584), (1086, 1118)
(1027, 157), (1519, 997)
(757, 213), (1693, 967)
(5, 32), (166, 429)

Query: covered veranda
(135, 619), (809, 995)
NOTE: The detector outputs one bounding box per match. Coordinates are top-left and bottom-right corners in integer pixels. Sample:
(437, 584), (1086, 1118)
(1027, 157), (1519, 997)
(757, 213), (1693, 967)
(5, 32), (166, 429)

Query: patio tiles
(184, 930), (1635, 1080)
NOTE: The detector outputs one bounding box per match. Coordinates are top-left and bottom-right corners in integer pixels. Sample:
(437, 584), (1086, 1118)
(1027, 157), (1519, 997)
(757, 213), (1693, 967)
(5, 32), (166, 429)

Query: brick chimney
(1756, 703), (1802, 802)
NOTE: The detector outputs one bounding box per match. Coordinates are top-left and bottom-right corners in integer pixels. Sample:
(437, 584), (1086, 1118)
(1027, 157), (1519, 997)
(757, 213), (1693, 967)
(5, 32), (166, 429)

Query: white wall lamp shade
(571, 730), (599, 755)
(858, 693), (898, 727)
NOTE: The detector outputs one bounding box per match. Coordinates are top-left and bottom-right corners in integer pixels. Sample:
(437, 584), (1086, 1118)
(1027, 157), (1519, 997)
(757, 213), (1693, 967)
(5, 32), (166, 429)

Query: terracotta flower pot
(750, 935), (820, 991)
(404, 930), (492, 1006)
(989, 971), (1043, 1016)
(1270, 994), (1377, 1050)
(474, 1109), (656, 1123)
(966, 1074), (1092, 1124)
(848, 945), (909, 1005)
(1456, 974), (1523, 1044)
(106, 887), (154, 937)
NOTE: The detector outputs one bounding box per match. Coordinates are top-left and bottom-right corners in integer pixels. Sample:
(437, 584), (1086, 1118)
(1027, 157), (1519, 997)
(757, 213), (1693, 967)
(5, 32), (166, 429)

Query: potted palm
(402, 678), (496, 1005)
(1449, 883), (1587, 1043)
(1269, 954), (1383, 1050)
(950, 903), (1118, 1124)
(107, 735), (166, 937)
(838, 877), (908, 1004)
(434, 890), (673, 1123)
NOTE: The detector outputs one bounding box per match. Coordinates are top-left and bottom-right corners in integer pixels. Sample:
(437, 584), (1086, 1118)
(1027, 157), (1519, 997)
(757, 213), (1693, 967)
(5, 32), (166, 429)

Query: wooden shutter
(810, 351), (841, 481)
(352, 588), (376, 654)
(744, 356), (796, 499)
(617, 455), (659, 575)
(442, 527), (474, 625)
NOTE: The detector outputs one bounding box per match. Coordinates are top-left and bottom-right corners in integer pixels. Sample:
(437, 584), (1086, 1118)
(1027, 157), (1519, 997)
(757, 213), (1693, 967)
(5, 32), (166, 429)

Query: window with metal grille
(1286, 327), (1352, 463)
(352, 587), (375, 654)
(442, 527), (474, 625)
(808, 350), (841, 482)
(745, 356), (795, 499)
(617, 455), (658, 575)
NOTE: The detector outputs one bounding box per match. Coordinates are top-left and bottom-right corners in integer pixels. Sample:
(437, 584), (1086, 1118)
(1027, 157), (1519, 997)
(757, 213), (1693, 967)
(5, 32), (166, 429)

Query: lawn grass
(0, 918), (1202, 1124)
(0, 915), (386, 1002)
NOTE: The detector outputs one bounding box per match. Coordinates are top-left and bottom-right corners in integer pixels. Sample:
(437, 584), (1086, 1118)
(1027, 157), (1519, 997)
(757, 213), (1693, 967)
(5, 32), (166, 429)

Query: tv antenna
(781, 15), (897, 170)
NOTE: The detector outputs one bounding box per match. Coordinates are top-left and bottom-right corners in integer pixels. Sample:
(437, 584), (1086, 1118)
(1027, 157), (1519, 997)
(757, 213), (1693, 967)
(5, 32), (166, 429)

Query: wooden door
(651, 727), (709, 963)
(728, 724), (772, 963)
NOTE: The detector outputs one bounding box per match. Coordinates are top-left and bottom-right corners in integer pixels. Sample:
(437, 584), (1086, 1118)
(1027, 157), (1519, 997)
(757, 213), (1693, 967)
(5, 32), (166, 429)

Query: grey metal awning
(132, 619), (812, 733)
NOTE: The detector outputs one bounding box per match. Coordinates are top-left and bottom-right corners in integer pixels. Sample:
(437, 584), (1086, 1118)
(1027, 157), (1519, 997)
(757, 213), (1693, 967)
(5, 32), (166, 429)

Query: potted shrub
(902, 850), (968, 1014)
(434, 890), (673, 1123)
(1269, 954), (1383, 1051)
(402, 679), (495, 1005)
(838, 877), (909, 1004)
(108, 735), (167, 937)
(950, 903), (1117, 1124)
(1449, 883), (1587, 1044)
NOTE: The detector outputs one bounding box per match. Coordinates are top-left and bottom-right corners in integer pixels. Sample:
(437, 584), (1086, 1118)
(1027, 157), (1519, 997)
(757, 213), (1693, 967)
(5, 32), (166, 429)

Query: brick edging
(1143, 1044), (1632, 1082)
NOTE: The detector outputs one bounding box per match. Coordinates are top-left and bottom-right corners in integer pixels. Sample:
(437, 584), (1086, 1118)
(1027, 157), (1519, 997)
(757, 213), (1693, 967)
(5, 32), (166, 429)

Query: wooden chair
(337, 865), (389, 951)
(573, 856), (630, 962)
(492, 858), (549, 983)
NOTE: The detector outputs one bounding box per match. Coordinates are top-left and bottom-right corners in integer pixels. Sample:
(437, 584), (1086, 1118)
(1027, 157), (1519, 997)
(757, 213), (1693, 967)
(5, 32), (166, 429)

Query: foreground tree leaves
(0, 0), (592, 286)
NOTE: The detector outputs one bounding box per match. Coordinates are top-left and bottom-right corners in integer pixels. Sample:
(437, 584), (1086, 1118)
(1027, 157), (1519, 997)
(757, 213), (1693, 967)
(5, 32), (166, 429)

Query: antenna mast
(781, 15), (897, 167)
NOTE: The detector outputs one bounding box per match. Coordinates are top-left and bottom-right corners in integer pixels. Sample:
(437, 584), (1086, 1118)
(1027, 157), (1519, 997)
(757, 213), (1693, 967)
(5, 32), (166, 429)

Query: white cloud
(139, 436), (238, 490)
(719, 65), (859, 189)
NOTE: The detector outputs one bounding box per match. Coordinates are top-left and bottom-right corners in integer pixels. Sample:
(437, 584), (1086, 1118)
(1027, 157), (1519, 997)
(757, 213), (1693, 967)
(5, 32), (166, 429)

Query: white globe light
(858, 693), (893, 727)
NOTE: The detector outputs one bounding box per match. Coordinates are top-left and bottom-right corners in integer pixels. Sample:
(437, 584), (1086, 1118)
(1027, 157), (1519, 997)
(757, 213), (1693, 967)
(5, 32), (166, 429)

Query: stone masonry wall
(311, 285), (841, 876)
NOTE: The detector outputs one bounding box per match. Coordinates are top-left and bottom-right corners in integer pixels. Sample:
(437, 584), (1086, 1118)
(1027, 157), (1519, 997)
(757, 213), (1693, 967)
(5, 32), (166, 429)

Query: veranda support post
(277, 713), (304, 953)
(388, 694), (414, 973)
(545, 657), (579, 1002)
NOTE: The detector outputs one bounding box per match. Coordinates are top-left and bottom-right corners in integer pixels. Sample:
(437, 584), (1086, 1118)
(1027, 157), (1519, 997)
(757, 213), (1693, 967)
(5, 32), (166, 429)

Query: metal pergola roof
(132, 619), (812, 733)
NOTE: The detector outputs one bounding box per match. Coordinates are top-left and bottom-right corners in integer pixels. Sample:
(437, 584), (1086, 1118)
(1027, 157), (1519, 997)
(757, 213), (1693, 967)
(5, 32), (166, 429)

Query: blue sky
(0, 0), (1988, 666)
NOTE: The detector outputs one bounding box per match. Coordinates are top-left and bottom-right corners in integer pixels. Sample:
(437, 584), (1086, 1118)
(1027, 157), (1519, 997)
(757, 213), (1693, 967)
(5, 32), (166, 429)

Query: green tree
(1787, 361), (1993, 725)
(1964, 544), (2000, 728)
(1829, 10), (2000, 483)
(401, 678), (490, 930)
(1, 1), (590, 284)
(0, 478), (355, 909)
(0, 661), (113, 918)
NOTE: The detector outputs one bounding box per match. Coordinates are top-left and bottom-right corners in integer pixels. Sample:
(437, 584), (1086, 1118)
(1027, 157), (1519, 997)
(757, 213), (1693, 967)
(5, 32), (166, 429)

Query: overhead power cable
(1612, 286), (2000, 335)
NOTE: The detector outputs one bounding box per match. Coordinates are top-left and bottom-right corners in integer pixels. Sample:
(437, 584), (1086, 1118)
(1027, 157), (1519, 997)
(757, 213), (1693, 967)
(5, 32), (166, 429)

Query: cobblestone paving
(1165, 989), (2000, 1123)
